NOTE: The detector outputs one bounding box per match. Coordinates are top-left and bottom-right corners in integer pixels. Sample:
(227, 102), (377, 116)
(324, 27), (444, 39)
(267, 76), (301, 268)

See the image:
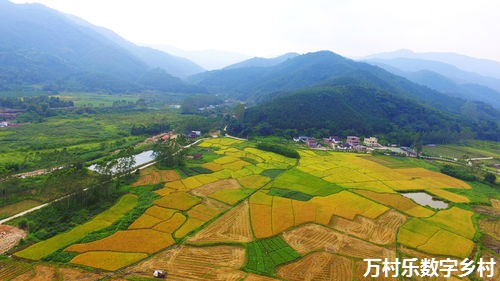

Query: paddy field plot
(354, 190), (434, 217)
(276, 252), (352, 281)
(244, 236), (300, 275)
(70, 251), (148, 271)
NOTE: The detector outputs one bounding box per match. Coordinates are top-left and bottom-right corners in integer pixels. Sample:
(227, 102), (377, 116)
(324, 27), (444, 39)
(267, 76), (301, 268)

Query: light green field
(14, 194), (137, 260)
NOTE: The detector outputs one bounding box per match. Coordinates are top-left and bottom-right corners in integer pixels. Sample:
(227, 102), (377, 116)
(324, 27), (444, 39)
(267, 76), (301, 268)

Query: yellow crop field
(209, 188), (254, 205)
(187, 203), (223, 221)
(211, 169), (233, 179)
(223, 160), (251, 171)
(202, 162), (224, 171)
(164, 180), (186, 190)
(153, 213), (186, 233)
(191, 178), (241, 197)
(145, 206), (176, 220)
(354, 190), (434, 217)
(292, 200), (317, 226)
(190, 174), (219, 185)
(231, 167), (254, 178)
(341, 181), (396, 193)
(272, 196), (295, 234)
(237, 175), (270, 189)
(426, 188), (470, 203)
(250, 191), (273, 205)
(418, 230), (475, 258)
(250, 204), (273, 238)
(174, 218), (205, 238)
(15, 194), (137, 260)
(214, 155), (239, 164)
(398, 218), (440, 249)
(66, 229), (175, 254)
(425, 207), (475, 238)
(128, 214), (162, 229)
(312, 191), (389, 223)
(71, 251), (148, 271)
(181, 176), (204, 189)
(154, 187), (176, 196)
(154, 191), (201, 210)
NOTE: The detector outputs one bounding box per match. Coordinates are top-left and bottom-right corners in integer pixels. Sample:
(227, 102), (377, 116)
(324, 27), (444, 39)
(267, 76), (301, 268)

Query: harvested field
(10, 265), (56, 281)
(15, 194), (137, 260)
(154, 192), (201, 210)
(71, 251), (148, 271)
(187, 202), (223, 221)
(0, 225), (26, 254)
(472, 205), (500, 217)
(244, 274), (280, 281)
(0, 260), (32, 281)
(329, 210), (406, 245)
(66, 229), (175, 254)
(153, 213), (186, 234)
(191, 179), (241, 197)
(164, 180), (187, 190)
(132, 170), (161, 187)
(354, 190), (434, 217)
(128, 213), (162, 229)
(481, 234), (500, 254)
(188, 201), (254, 244)
(145, 206), (176, 220)
(125, 245), (246, 281)
(277, 252), (352, 281)
(159, 170), (180, 181)
(354, 260), (399, 281)
(282, 224), (395, 260)
(478, 218), (500, 240)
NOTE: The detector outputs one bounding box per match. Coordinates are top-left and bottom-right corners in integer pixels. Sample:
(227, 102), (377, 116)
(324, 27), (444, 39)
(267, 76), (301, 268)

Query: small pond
(88, 150), (155, 173)
(402, 192), (448, 209)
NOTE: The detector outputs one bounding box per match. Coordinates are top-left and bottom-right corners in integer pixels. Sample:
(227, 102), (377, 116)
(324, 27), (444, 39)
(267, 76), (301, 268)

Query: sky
(10, 0), (500, 61)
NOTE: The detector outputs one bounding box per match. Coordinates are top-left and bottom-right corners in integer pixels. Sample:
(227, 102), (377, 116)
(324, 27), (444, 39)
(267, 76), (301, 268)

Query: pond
(402, 192), (448, 209)
(88, 150), (155, 173)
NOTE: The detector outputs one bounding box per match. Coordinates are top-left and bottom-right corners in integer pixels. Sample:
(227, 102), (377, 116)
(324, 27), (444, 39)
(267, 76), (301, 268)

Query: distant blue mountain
(224, 53), (300, 70)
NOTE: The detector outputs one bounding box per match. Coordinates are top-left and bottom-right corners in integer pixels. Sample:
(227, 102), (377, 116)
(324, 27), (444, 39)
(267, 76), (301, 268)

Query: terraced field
(5, 137), (496, 280)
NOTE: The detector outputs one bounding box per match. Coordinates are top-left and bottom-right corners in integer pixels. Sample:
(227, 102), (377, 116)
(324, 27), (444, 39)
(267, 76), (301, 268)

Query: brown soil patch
(481, 234), (499, 254)
(125, 245), (246, 281)
(159, 170), (181, 182)
(57, 267), (103, 281)
(282, 224), (394, 260)
(478, 217), (500, 240)
(188, 201), (253, 244)
(0, 225), (26, 254)
(329, 210), (406, 245)
(491, 199), (500, 209)
(191, 179), (241, 197)
(277, 252), (352, 281)
(132, 170), (161, 186)
(472, 205), (500, 217)
(11, 265), (56, 281)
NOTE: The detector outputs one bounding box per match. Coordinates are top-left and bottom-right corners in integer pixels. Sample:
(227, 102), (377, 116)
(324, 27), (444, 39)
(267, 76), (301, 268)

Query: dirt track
(0, 225), (26, 254)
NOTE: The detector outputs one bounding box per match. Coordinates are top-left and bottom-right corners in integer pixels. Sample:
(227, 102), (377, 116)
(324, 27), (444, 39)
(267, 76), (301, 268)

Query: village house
(346, 136), (360, 146)
(305, 137), (320, 148)
(293, 136), (310, 142)
(363, 137), (379, 147)
(0, 121), (8, 128)
(188, 130), (202, 138)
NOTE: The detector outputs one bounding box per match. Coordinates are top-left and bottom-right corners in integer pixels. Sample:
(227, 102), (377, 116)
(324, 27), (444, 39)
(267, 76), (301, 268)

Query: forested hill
(0, 0), (204, 94)
(190, 51), (499, 120)
(230, 85), (500, 144)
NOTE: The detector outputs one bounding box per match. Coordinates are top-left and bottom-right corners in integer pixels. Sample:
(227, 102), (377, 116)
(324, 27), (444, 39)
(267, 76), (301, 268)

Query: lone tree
(153, 138), (185, 167)
(116, 146), (136, 176)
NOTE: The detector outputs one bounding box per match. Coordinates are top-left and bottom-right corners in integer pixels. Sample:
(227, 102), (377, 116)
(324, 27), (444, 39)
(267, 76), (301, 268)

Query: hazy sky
(10, 0), (500, 61)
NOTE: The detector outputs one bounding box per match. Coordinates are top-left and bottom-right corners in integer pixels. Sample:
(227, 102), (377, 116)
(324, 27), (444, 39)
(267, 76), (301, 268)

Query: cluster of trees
(153, 138), (186, 167)
(440, 165), (477, 181)
(181, 94), (224, 114)
(131, 122), (170, 136)
(1, 96), (74, 122)
(256, 143), (300, 159)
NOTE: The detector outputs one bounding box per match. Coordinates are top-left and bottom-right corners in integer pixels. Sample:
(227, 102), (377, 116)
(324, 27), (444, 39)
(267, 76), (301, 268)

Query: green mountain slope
(0, 0), (203, 93)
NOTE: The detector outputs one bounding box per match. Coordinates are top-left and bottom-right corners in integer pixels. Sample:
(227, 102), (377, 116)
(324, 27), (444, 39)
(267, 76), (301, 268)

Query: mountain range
(0, 0), (204, 93)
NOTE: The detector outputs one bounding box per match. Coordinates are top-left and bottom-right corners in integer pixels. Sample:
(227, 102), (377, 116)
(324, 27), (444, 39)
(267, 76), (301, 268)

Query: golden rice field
(10, 137), (489, 279)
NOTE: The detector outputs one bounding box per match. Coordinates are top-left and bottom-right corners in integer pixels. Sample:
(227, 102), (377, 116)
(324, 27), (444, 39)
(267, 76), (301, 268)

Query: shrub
(256, 143), (300, 159)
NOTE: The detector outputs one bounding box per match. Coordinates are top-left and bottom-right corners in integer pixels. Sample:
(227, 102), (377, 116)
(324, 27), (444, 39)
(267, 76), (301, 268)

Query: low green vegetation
(244, 236), (300, 275)
(447, 181), (500, 204)
(272, 168), (343, 196)
(441, 165), (477, 181)
(268, 188), (312, 201)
